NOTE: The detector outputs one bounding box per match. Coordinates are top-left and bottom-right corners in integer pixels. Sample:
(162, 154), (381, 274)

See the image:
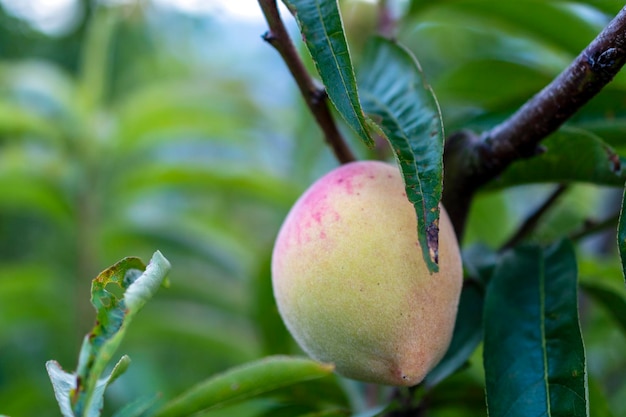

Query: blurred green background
(1, 1), (625, 416)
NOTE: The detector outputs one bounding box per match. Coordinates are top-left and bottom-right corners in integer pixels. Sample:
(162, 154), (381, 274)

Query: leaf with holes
(46, 251), (171, 417)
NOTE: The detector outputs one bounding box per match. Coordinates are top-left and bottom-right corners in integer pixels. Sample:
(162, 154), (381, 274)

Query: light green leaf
(84, 356), (132, 417)
(153, 356), (334, 417)
(0, 101), (64, 142)
(47, 252), (171, 417)
(114, 81), (257, 146)
(437, 0), (604, 54)
(282, 0), (373, 145)
(358, 36), (444, 272)
(46, 361), (76, 417)
(483, 240), (588, 417)
(77, 6), (119, 111)
(298, 410), (350, 417)
(113, 164), (299, 208)
(111, 393), (161, 417)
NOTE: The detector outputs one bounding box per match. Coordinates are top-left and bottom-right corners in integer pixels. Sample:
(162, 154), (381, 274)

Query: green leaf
(77, 6), (119, 111)
(425, 279), (484, 387)
(251, 251), (291, 355)
(257, 405), (350, 417)
(113, 164), (299, 208)
(489, 128), (624, 188)
(298, 410), (351, 417)
(46, 357), (130, 417)
(483, 240), (587, 417)
(114, 81), (257, 147)
(619, 186), (626, 285)
(46, 361), (76, 417)
(46, 251), (171, 417)
(439, 0), (604, 55)
(282, 0), (373, 145)
(581, 282), (626, 334)
(358, 36), (444, 272)
(588, 375), (615, 417)
(0, 101), (64, 142)
(111, 393), (161, 417)
(433, 60), (552, 112)
(153, 356), (334, 417)
(0, 175), (73, 225)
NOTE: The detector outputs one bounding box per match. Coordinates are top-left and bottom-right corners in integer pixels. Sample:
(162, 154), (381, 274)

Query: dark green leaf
(490, 128), (624, 188)
(153, 356), (334, 417)
(619, 186), (626, 285)
(358, 36), (444, 272)
(483, 240), (587, 417)
(282, 0), (373, 145)
(581, 282), (626, 334)
(425, 279), (484, 387)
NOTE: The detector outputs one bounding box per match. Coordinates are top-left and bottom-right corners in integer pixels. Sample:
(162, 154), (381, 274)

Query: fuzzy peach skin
(271, 160), (463, 386)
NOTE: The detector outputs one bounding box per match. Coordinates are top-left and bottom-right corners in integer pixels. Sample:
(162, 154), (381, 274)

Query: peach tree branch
(257, 0), (356, 164)
(443, 6), (626, 238)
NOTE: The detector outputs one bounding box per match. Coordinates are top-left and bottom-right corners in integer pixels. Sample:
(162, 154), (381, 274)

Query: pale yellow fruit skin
(272, 160), (463, 386)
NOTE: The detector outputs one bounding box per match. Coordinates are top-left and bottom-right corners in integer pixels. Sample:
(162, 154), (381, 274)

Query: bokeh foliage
(1, 0), (626, 416)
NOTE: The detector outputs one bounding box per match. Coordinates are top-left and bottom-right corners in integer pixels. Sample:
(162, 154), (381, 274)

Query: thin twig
(501, 184), (568, 251)
(443, 6), (626, 238)
(257, 0), (356, 164)
(570, 212), (620, 242)
(378, 0), (397, 39)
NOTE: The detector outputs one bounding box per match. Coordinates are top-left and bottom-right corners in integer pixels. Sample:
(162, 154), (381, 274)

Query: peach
(271, 160), (463, 386)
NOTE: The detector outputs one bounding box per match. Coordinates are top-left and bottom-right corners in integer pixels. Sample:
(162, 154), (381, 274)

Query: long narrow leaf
(618, 185), (626, 285)
(484, 240), (588, 417)
(358, 37), (444, 272)
(153, 356), (334, 417)
(282, 0), (373, 145)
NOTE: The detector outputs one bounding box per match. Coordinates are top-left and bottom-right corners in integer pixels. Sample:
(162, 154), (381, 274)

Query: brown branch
(257, 0), (356, 164)
(378, 0), (397, 39)
(443, 6), (626, 238)
(570, 212), (619, 242)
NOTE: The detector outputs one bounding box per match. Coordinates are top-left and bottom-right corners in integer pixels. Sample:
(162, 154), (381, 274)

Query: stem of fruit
(443, 6), (626, 239)
(257, 0), (357, 165)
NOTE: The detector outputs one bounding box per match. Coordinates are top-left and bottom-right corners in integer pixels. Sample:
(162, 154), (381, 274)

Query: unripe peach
(272, 160), (462, 386)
